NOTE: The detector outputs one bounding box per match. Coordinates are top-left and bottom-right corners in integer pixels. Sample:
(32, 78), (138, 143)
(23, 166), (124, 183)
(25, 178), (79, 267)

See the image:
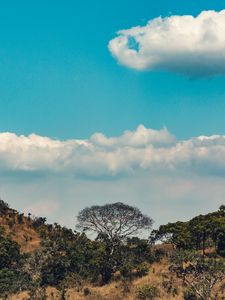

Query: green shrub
(0, 200), (9, 215)
(0, 236), (20, 268)
(153, 248), (166, 261)
(217, 232), (225, 257)
(136, 262), (149, 277)
(183, 288), (197, 300)
(136, 284), (160, 300)
(119, 262), (133, 279)
(0, 269), (29, 296)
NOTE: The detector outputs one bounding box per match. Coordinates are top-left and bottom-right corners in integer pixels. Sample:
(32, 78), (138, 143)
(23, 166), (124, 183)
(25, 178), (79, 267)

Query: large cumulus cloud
(1, 125), (225, 177)
(108, 10), (225, 77)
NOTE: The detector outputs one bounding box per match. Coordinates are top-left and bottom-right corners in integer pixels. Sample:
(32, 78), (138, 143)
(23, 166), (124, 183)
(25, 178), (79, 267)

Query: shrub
(0, 269), (29, 296)
(29, 287), (47, 300)
(119, 262), (133, 279)
(17, 213), (24, 224)
(153, 248), (166, 261)
(0, 200), (9, 215)
(0, 236), (20, 268)
(217, 232), (225, 257)
(136, 284), (160, 300)
(136, 262), (149, 277)
(183, 288), (197, 300)
(83, 287), (91, 296)
(120, 279), (131, 293)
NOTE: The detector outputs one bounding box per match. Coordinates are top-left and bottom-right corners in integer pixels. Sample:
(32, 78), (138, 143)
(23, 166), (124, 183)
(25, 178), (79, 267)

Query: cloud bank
(1, 125), (225, 177)
(108, 10), (225, 77)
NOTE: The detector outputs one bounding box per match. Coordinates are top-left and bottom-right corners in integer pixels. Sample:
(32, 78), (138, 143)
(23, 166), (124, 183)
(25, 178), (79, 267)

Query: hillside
(0, 200), (224, 300)
(0, 200), (41, 252)
(7, 258), (189, 299)
(8, 257), (225, 300)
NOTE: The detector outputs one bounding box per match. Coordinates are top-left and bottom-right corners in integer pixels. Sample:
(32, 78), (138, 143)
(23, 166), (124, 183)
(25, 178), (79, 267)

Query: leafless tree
(170, 253), (225, 300)
(76, 202), (153, 252)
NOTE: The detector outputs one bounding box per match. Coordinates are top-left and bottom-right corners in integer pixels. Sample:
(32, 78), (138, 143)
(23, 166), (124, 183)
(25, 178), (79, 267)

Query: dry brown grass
(0, 215), (41, 252)
(10, 256), (225, 300)
(2, 216), (224, 299)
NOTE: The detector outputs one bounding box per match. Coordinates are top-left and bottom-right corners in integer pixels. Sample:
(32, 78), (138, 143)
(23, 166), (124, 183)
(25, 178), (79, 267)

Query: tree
(76, 202), (153, 284)
(76, 202), (153, 253)
(150, 206), (225, 255)
(0, 235), (20, 269)
(170, 251), (225, 300)
(219, 204), (225, 212)
(0, 200), (9, 215)
(0, 234), (29, 297)
(217, 231), (225, 257)
(188, 216), (213, 255)
(150, 221), (192, 250)
(32, 217), (47, 229)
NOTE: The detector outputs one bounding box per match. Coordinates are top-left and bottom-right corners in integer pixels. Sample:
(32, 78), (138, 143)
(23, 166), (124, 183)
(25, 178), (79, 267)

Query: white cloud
(108, 10), (225, 77)
(1, 126), (225, 177)
(1, 127), (225, 228)
(91, 125), (175, 148)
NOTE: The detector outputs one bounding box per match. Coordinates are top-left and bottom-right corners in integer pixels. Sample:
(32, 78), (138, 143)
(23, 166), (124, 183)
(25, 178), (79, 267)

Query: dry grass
(1, 215), (224, 299)
(0, 215), (41, 252)
(10, 256), (225, 300)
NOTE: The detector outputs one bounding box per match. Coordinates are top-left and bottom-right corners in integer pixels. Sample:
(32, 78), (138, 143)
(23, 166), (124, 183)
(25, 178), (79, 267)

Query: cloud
(1, 127), (225, 228)
(108, 10), (225, 77)
(91, 125), (175, 148)
(1, 126), (225, 178)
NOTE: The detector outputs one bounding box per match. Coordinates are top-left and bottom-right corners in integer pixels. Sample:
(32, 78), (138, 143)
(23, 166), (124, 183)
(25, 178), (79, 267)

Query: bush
(217, 232), (225, 257)
(0, 200), (9, 215)
(119, 262), (133, 279)
(83, 287), (91, 296)
(0, 236), (20, 268)
(120, 279), (131, 293)
(153, 248), (166, 261)
(29, 287), (47, 300)
(183, 288), (197, 300)
(162, 278), (178, 295)
(136, 284), (160, 300)
(0, 269), (29, 296)
(136, 262), (149, 277)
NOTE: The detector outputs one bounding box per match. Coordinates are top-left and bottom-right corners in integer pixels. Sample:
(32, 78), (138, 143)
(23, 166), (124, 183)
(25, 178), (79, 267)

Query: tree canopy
(76, 202), (153, 245)
(150, 206), (225, 256)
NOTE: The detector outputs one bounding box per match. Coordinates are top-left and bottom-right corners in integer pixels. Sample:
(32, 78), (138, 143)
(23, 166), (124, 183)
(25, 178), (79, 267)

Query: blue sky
(1, 1), (225, 227)
(0, 0), (225, 139)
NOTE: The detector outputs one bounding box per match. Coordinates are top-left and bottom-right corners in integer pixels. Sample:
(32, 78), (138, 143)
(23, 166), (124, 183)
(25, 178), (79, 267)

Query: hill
(0, 200), (42, 252)
(0, 199), (224, 300)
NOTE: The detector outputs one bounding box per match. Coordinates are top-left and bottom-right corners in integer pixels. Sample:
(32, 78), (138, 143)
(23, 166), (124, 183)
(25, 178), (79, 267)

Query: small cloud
(108, 10), (225, 77)
(90, 125), (175, 148)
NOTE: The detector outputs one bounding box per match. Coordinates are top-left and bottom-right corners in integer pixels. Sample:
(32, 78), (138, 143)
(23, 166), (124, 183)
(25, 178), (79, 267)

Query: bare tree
(170, 252), (225, 300)
(76, 202), (153, 252)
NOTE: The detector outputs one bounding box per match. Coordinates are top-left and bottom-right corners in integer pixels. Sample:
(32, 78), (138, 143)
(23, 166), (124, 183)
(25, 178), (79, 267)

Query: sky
(1, 0), (225, 229)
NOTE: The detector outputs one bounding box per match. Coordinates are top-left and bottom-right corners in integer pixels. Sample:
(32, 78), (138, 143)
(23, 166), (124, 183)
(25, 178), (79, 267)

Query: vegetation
(136, 284), (160, 299)
(77, 202), (153, 254)
(170, 251), (225, 300)
(150, 205), (225, 256)
(183, 288), (197, 300)
(0, 199), (224, 299)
